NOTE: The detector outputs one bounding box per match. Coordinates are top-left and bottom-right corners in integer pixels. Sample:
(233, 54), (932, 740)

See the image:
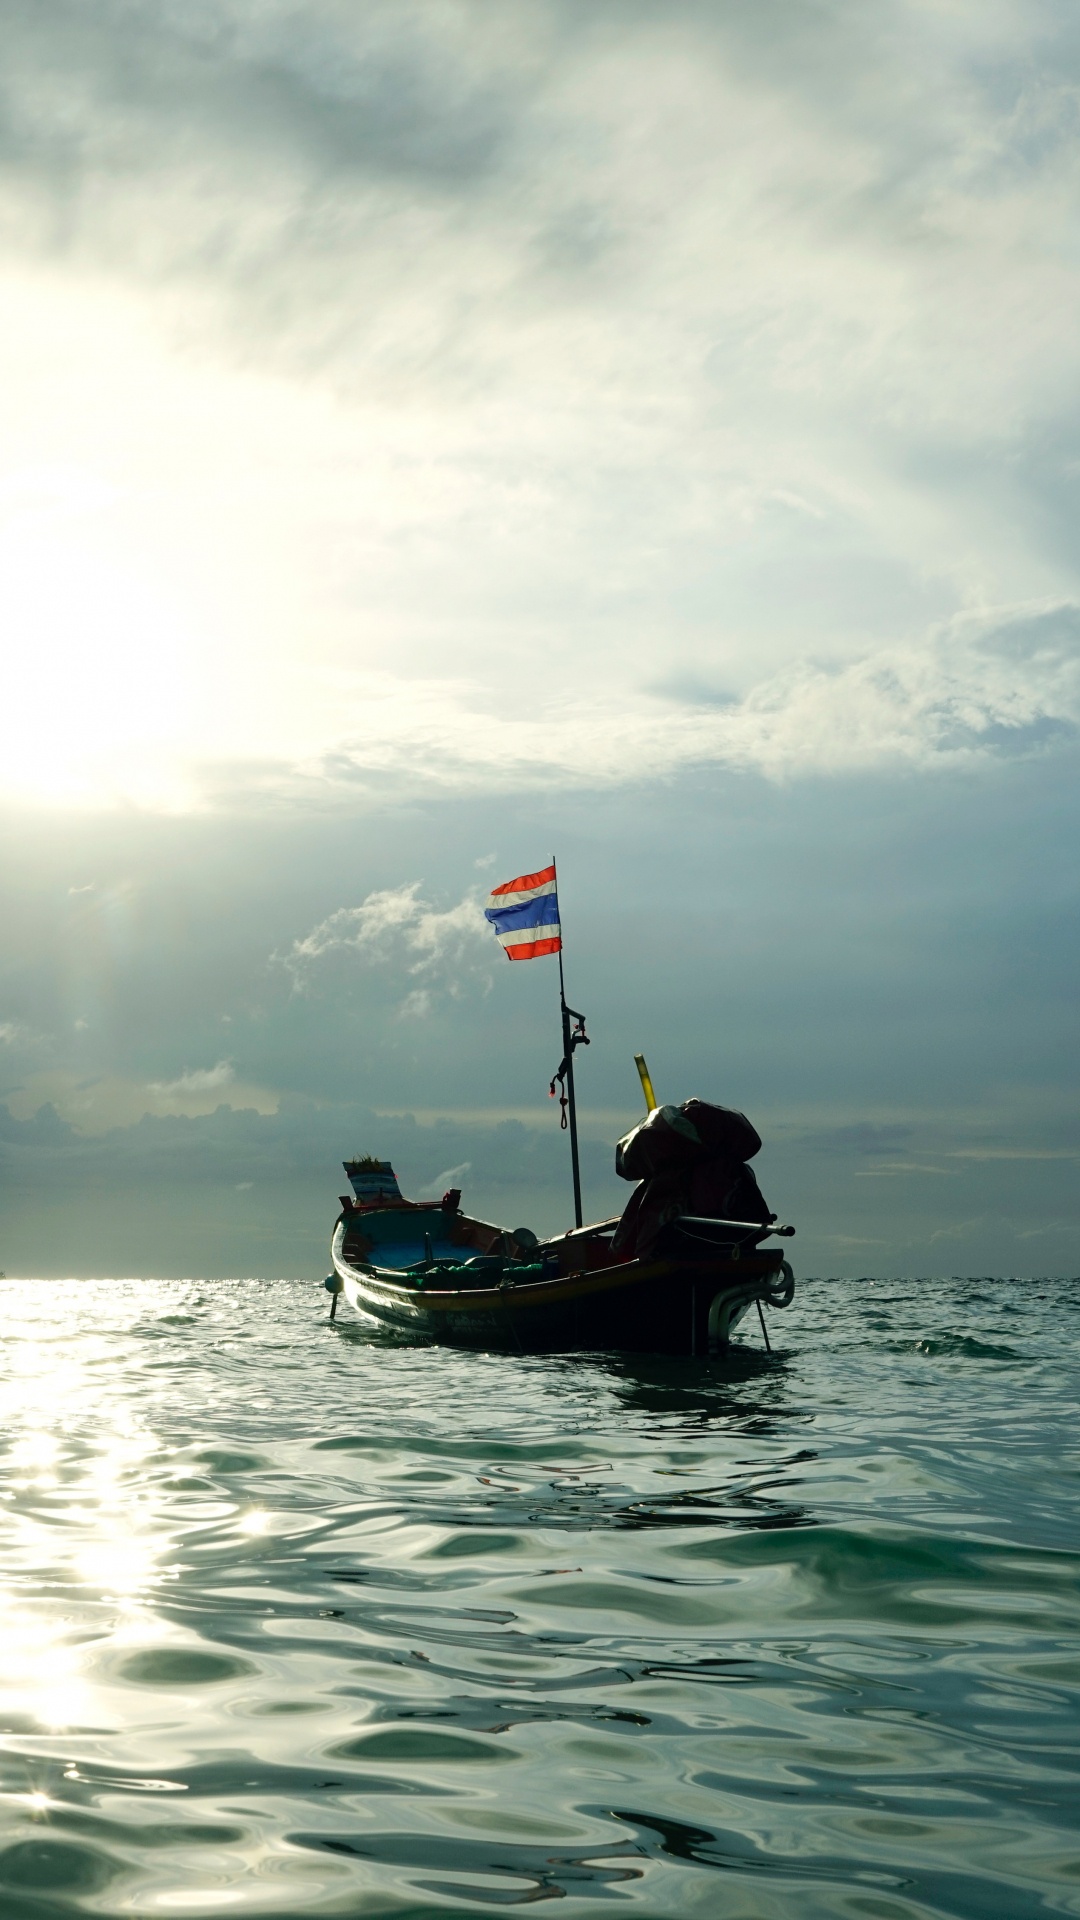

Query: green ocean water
(0, 1274), (1078, 1919)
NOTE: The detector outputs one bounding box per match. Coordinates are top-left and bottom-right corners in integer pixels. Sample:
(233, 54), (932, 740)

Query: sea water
(0, 1274), (1077, 1919)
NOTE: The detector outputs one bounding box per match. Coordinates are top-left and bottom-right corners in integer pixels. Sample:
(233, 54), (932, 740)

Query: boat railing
(677, 1216), (794, 1238)
(541, 1216), (621, 1247)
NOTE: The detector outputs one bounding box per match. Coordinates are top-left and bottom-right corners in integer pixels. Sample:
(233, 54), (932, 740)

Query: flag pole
(554, 857), (584, 1229)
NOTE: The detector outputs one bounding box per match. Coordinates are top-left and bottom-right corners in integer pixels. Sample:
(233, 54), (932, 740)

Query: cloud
(930, 1218), (984, 1242)
(2, 0), (1080, 812)
(809, 1123), (914, 1157)
(853, 1162), (954, 1178)
(947, 1148), (1080, 1161)
(418, 1160), (472, 1200)
(283, 882), (491, 998)
(148, 1060), (235, 1095)
(0, 0), (534, 370)
(0, 1), (518, 190)
(701, 603), (1080, 779)
(0, 1095), (616, 1271)
(281, 602), (1080, 793)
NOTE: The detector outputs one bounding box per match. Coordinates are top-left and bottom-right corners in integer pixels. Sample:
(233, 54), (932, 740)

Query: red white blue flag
(485, 863), (561, 961)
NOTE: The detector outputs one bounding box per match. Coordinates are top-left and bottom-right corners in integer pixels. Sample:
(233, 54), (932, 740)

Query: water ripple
(0, 1274), (1078, 1917)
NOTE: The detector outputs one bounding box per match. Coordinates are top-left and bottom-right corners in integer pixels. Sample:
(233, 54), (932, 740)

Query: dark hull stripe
(330, 1223), (788, 1354)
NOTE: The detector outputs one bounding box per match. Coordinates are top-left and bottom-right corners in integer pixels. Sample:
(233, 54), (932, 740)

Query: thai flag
(484, 863), (562, 961)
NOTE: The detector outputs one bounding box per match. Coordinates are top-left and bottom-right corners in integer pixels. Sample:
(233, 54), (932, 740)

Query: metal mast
(551, 859), (588, 1228)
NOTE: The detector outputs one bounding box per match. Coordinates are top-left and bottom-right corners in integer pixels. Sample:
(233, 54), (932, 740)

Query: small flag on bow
(484, 863), (561, 961)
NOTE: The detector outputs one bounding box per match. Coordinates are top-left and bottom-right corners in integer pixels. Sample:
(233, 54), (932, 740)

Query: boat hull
(330, 1222), (792, 1355)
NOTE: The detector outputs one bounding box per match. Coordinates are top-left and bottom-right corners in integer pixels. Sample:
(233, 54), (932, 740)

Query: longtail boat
(323, 862), (796, 1355)
(324, 1155), (795, 1356)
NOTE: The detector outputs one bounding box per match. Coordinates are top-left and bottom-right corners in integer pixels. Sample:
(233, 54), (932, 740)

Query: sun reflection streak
(0, 1596), (90, 1729)
(0, 1289), (175, 1733)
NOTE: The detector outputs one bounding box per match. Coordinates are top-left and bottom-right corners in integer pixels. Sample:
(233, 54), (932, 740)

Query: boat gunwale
(331, 1220), (783, 1318)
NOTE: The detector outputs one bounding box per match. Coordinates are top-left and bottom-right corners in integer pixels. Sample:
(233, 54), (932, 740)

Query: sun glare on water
(0, 1293), (169, 1737)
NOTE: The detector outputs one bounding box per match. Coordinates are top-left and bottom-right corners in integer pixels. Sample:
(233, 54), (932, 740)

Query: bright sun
(1, 472), (200, 807)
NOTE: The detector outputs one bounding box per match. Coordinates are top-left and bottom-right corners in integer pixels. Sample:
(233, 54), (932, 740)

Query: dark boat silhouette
(325, 1121), (795, 1356)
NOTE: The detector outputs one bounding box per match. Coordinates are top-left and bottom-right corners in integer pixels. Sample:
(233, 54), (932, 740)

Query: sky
(1, 0), (1078, 1277)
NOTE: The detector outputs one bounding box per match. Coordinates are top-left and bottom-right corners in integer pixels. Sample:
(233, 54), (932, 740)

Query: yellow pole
(634, 1053), (657, 1113)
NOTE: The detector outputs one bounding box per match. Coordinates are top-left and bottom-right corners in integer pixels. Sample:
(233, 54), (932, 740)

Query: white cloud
(418, 1162), (472, 1200)
(284, 883), (491, 996)
(277, 602), (1078, 791)
(148, 1060), (236, 1095)
(695, 603), (1080, 780)
(930, 1218), (985, 1242)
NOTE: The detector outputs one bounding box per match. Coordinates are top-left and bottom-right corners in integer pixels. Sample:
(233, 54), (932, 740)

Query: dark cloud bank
(3, 1091), (1076, 1281)
(2, 760), (1078, 1276)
